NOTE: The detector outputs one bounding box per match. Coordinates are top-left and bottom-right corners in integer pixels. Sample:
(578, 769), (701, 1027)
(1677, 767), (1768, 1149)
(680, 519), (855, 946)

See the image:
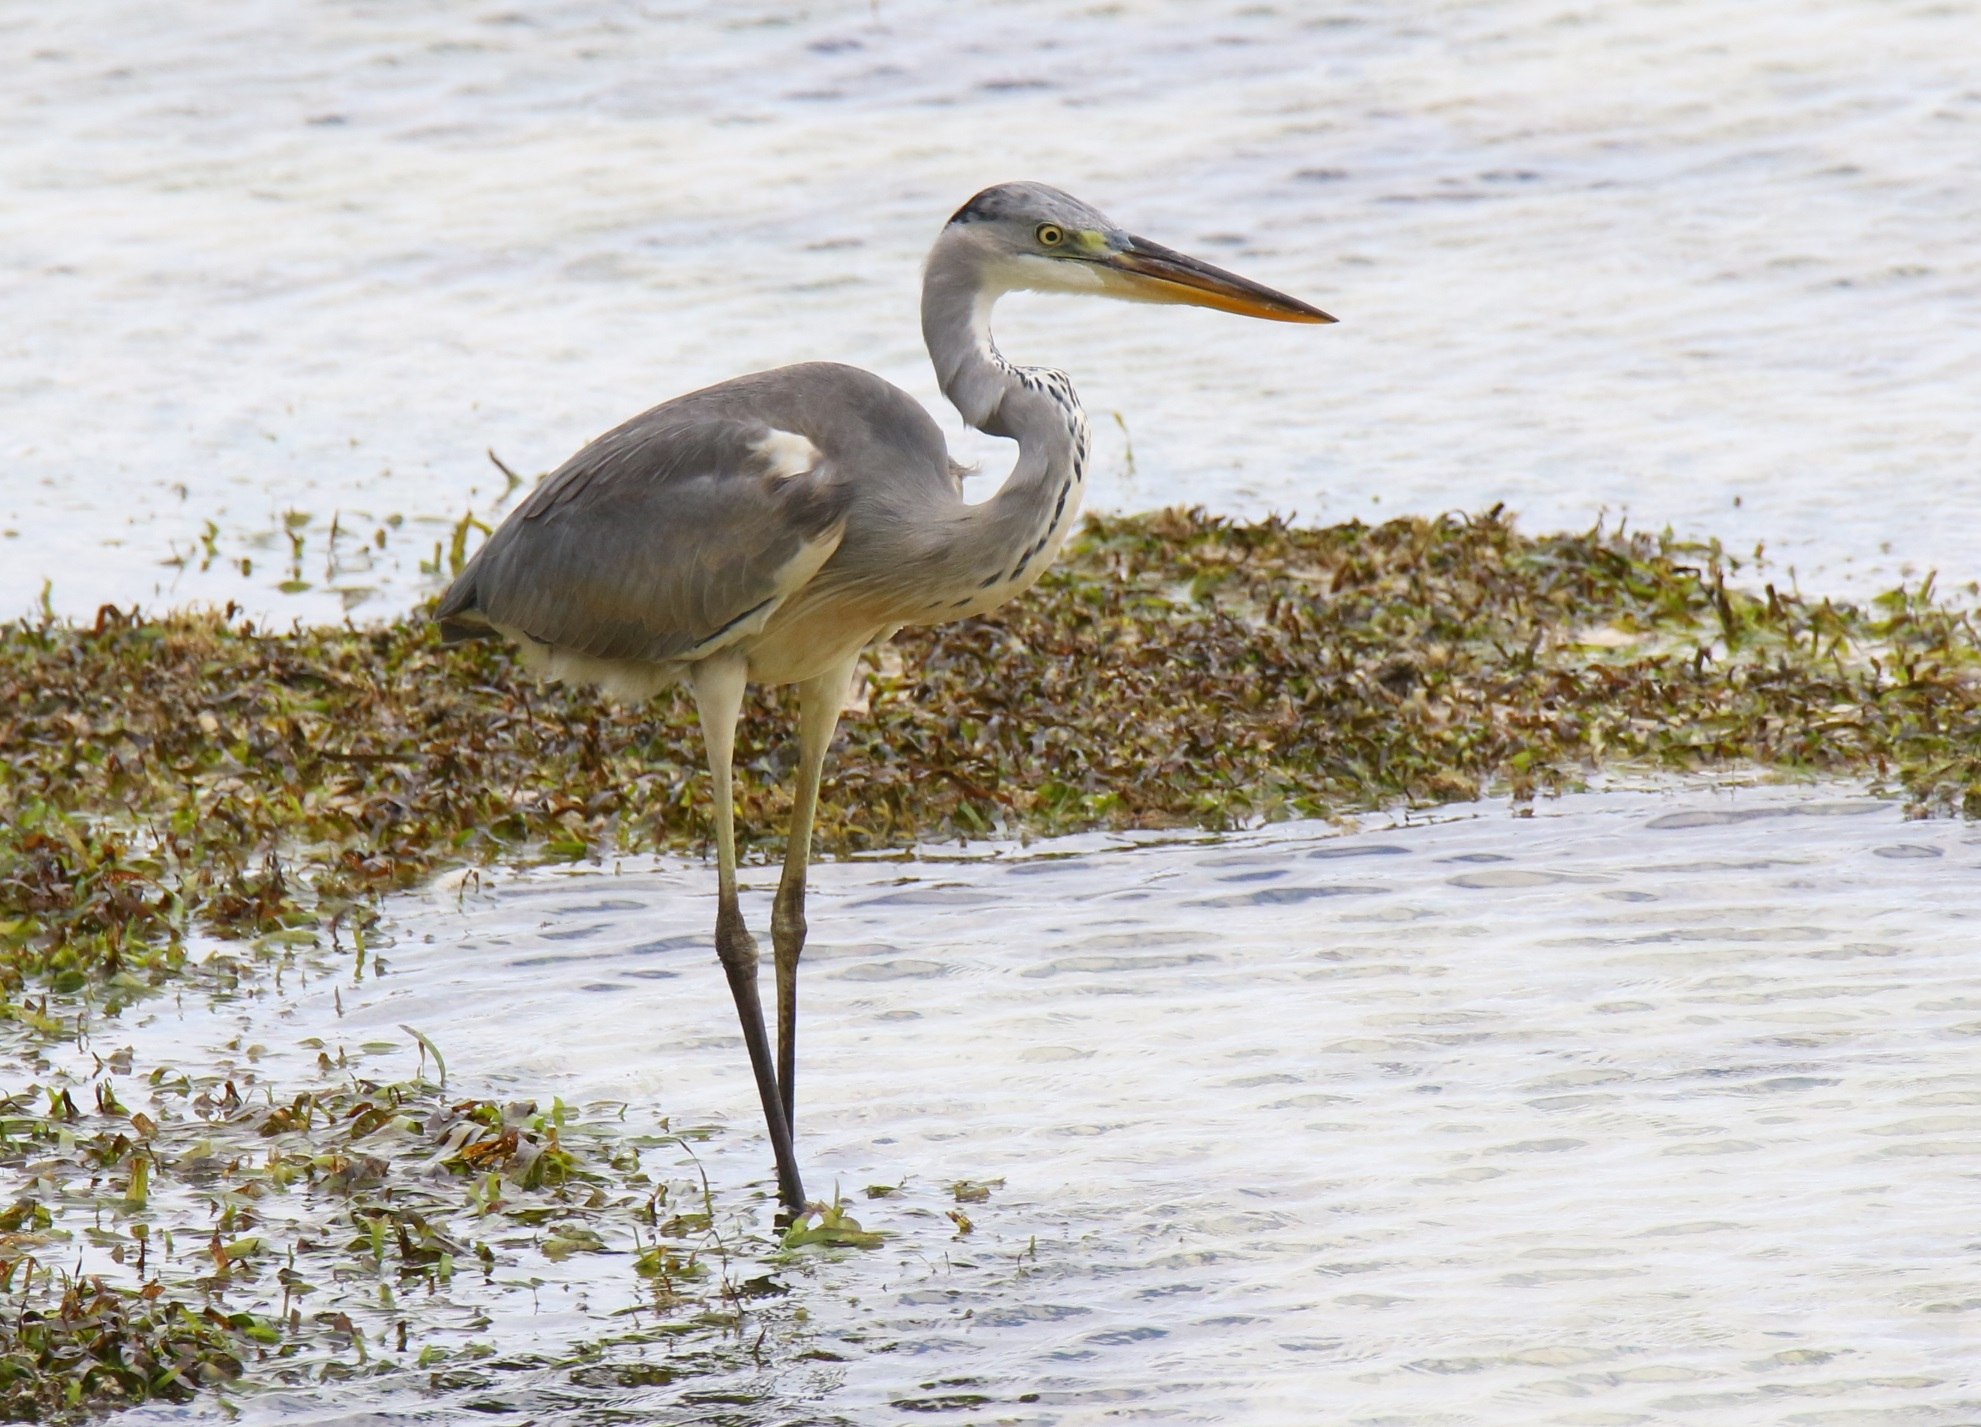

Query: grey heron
(437, 183), (1333, 1211)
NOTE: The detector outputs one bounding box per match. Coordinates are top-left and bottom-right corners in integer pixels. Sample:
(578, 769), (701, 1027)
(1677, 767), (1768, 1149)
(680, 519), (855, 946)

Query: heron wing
(437, 404), (850, 665)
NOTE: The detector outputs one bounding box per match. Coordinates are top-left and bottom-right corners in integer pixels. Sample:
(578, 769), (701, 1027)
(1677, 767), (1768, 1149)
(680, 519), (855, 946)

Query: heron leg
(691, 655), (806, 1212)
(771, 657), (856, 1136)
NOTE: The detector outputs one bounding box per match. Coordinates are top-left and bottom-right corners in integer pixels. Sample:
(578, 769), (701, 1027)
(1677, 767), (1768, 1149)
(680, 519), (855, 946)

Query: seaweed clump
(4, 507), (1980, 996)
(0, 1055), (742, 1423)
(0, 1276), (258, 1421)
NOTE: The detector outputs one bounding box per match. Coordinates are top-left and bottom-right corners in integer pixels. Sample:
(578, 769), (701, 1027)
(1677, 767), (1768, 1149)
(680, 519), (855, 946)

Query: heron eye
(1035, 223), (1065, 248)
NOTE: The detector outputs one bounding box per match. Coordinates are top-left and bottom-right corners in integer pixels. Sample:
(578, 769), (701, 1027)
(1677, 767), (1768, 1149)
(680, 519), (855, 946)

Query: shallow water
(94, 781), (1981, 1425)
(5, 1), (1980, 619)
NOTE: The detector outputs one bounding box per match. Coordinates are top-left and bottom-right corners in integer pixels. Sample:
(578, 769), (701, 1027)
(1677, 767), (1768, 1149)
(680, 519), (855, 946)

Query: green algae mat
(4, 507), (1981, 1418)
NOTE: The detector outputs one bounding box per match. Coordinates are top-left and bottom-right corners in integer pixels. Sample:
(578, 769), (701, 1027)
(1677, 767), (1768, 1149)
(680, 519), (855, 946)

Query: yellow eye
(1035, 223), (1065, 248)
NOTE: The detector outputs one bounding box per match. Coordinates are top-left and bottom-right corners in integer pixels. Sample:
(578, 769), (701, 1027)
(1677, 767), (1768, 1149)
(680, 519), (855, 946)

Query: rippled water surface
(5, 0), (1979, 618)
(101, 783), (1981, 1425)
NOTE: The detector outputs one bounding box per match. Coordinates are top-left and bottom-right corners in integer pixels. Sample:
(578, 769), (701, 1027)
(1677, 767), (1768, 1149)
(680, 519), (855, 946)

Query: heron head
(942, 181), (1335, 324)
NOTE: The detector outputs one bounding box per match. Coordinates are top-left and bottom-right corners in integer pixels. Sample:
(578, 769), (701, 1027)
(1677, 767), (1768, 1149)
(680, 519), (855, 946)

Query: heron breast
(741, 588), (896, 687)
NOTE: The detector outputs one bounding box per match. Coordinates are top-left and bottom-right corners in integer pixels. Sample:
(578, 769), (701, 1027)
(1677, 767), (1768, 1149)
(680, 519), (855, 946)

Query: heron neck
(921, 246), (1091, 605)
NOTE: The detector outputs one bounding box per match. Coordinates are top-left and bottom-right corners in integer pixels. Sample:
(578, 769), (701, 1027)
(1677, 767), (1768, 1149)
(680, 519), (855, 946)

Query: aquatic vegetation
(778, 1197), (886, 1252)
(0, 1039), (747, 1422)
(0, 1275), (259, 1421)
(4, 507), (1977, 996)
(4, 505), (1981, 1414)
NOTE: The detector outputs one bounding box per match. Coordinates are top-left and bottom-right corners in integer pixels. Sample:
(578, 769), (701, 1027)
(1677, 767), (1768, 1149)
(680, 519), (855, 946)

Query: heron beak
(1099, 235), (1336, 324)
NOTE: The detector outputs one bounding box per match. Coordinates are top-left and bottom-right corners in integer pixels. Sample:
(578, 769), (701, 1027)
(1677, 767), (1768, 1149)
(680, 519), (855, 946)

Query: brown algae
(0, 1014), (783, 1423)
(5, 506), (1981, 1416)
(6, 507), (1978, 994)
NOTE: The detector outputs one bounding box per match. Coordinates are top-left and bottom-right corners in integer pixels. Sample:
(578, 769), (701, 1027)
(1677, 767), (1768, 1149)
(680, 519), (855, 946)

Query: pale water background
(3, 0), (1979, 617)
(5, 4), (1981, 1424)
(97, 785), (1981, 1426)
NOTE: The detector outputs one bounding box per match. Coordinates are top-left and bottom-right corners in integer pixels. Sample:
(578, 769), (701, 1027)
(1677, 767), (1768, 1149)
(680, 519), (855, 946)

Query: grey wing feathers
(436, 406), (849, 665)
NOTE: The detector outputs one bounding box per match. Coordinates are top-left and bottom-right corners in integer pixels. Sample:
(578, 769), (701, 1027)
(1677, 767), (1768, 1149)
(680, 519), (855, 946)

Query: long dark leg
(691, 656), (805, 1212)
(771, 658), (855, 1137)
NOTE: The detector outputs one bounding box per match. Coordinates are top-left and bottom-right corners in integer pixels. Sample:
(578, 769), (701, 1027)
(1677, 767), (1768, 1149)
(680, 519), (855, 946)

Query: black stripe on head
(948, 184), (1021, 226)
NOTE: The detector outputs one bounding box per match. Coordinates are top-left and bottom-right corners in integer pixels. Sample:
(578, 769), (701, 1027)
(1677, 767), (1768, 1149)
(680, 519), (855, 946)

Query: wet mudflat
(17, 782), (1979, 1426)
